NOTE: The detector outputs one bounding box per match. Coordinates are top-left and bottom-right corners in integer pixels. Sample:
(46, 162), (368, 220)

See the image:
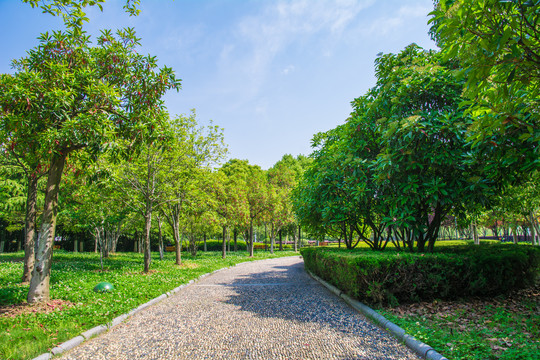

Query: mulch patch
(0, 299), (74, 318)
(388, 283), (539, 319)
(385, 283), (539, 354)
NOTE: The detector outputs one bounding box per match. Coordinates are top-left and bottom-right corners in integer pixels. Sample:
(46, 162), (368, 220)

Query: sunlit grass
(0, 249), (297, 360)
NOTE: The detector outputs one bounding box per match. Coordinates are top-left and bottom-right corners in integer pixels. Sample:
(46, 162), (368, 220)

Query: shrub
(175, 239), (292, 252)
(301, 244), (540, 307)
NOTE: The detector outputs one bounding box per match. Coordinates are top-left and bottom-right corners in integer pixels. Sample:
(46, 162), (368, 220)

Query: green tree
(213, 169), (249, 258)
(159, 112), (226, 264)
(0, 28), (179, 303)
(368, 45), (478, 251)
(268, 154), (311, 252)
(220, 160), (270, 256)
(431, 0), (540, 176)
(23, 0), (141, 34)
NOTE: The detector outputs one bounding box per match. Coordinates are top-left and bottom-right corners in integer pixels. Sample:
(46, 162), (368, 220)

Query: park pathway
(60, 256), (420, 360)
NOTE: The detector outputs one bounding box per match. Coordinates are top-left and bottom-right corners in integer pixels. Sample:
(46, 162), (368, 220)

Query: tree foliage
(430, 0), (540, 175)
(294, 45), (489, 252)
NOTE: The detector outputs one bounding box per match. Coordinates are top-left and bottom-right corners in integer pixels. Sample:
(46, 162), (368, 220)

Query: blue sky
(0, 0), (437, 169)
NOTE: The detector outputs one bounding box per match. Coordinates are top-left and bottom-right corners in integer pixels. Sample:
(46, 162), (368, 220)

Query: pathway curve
(61, 256), (420, 360)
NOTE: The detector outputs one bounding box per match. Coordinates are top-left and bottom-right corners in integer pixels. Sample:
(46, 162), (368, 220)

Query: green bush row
(173, 239), (292, 252)
(300, 244), (540, 306)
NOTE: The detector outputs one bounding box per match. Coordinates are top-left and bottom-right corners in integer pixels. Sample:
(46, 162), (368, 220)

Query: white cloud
(217, 0), (375, 108)
(364, 4), (433, 36)
(282, 65), (295, 75)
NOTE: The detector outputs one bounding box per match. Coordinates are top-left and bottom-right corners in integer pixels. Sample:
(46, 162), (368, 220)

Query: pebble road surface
(60, 256), (420, 360)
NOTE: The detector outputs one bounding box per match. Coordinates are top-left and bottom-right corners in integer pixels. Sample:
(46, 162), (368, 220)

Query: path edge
(306, 270), (449, 360)
(31, 256), (298, 360)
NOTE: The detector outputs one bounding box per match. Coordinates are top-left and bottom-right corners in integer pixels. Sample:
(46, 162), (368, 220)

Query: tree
(268, 154), (311, 252)
(113, 128), (170, 273)
(367, 45), (480, 251)
(213, 169), (248, 259)
(0, 28), (180, 303)
(293, 126), (372, 250)
(159, 112), (226, 264)
(23, 0), (141, 34)
(431, 0), (540, 176)
(295, 45), (491, 252)
(61, 156), (129, 265)
(220, 160), (270, 257)
(0, 152), (47, 281)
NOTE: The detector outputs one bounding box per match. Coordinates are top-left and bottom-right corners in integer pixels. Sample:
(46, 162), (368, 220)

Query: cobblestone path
(61, 256), (420, 359)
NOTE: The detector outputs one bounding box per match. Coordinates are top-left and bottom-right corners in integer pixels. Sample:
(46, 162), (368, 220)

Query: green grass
(0, 249), (297, 360)
(378, 298), (539, 360)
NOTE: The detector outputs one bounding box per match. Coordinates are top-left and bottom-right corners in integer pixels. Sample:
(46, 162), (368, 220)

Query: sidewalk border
(306, 270), (448, 360)
(31, 257), (293, 360)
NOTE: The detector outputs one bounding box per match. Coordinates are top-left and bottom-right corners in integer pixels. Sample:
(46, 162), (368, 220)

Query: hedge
(300, 244), (540, 307)
(169, 239), (292, 252)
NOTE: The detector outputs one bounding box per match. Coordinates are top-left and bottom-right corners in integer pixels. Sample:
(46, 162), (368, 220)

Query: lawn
(0, 250), (297, 360)
(378, 285), (539, 360)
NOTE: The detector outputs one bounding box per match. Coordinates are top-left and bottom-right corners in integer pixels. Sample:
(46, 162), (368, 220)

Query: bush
(175, 239), (292, 252)
(301, 244), (540, 307)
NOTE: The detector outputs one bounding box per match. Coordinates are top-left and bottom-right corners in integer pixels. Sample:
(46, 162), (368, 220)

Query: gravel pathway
(60, 256), (420, 360)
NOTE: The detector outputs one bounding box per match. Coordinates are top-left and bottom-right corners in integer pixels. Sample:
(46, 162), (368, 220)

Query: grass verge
(377, 284), (539, 360)
(0, 250), (297, 360)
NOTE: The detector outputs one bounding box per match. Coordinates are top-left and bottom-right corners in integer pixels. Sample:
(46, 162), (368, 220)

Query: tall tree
(159, 112), (226, 265)
(0, 28), (179, 303)
(213, 170), (248, 259)
(431, 0), (540, 177)
(221, 160), (270, 257)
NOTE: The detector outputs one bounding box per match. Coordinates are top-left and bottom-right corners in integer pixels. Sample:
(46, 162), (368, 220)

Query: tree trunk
(264, 223), (268, 251)
(233, 229), (237, 252)
(222, 226), (227, 259)
(143, 204), (152, 273)
(270, 223), (275, 254)
(22, 175), (38, 283)
(293, 225), (298, 252)
(530, 211), (540, 246)
(203, 234), (207, 252)
(249, 220), (254, 257)
(158, 215), (164, 260)
(102, 226), (110, 258)
(0, 229), (5, 253)
(27, 154), (66, 304)
(473, 222), (480, 245)
(0, 229), (6, 254)
(279, 230), (283, 251)
(512, 226), (518, 244)
(132, 235), (136, 252)
(298, 225), (301, 249)
(173, 221), (182, 265)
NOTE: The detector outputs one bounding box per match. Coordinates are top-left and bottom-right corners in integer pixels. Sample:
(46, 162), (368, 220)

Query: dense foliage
(294, 45), (496, 252)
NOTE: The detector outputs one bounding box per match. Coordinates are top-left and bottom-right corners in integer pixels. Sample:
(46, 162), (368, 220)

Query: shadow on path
(214, 259), (378, 336)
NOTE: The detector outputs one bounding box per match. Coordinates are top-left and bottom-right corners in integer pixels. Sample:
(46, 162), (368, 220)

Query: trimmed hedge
(173, 239), (292, 252)
(301, 244), (540, 307)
